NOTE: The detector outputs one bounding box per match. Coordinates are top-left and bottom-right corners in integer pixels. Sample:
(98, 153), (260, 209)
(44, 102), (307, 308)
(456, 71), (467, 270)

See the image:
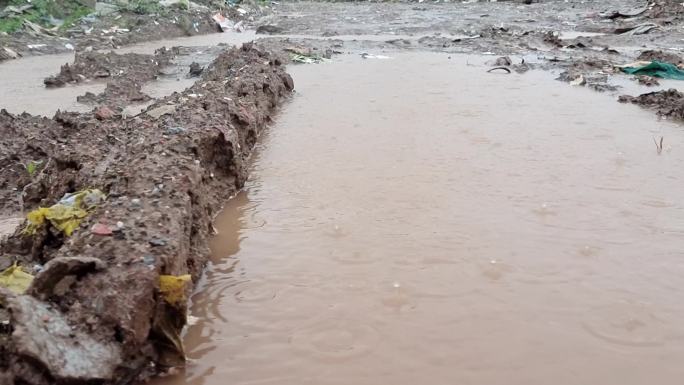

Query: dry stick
(653, 136), (664, 155)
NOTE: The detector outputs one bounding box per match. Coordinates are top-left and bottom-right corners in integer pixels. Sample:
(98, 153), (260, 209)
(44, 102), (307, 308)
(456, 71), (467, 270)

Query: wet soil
(2, 0), (684, 384)
(0, 43), (293, 384)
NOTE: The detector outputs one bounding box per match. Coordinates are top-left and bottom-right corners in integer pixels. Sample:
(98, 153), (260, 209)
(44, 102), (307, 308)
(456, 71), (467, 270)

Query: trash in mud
(620, 61), (684, 80)
(569, 75), (586, 86)
(25, 189), (106, 236)
(159, 274), (191, 306)
(615, 22), (660, 35)
(290, 53), (327, 64)
(360, 53), (392, 60)
(0, 263), (34, 294)
(212, 13), (242, 32)
(154, 274), (192, 366)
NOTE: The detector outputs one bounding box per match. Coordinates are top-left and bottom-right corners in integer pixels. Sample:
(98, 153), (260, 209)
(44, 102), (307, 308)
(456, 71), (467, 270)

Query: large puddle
(153, 52), (684, 385)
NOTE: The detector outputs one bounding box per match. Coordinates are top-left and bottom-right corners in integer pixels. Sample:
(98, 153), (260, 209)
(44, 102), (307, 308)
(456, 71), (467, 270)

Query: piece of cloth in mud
(621, 61), (684, 80)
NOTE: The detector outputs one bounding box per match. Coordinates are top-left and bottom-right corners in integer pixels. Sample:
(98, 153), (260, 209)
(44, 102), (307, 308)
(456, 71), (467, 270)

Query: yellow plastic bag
(25, 189), (106, 236)
(0, 263), (34, 294)
(159, 274), (191, 306)
(155, 274), (192, 367)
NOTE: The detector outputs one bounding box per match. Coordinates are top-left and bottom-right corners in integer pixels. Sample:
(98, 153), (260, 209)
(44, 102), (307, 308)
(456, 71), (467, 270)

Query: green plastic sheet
(621, 61), (684, 80)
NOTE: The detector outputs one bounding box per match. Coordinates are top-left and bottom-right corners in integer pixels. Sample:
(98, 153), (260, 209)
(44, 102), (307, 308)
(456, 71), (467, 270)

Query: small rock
(146, 104), (176, 119)
(149, 237), (167, 247)
(91, 223), (113, 236)
(130, 198), (141, 208)
(165, 126), (186, 135)
(256, 25), (284, 35)
(0, 46), (19, 60)
(188, 62), (203, 77)
(142, 255), (156, 266)
(95, 106), (115, 120)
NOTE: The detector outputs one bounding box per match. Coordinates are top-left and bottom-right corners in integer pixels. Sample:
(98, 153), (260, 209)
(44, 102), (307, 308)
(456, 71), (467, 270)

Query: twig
(653, 136), (663, 155)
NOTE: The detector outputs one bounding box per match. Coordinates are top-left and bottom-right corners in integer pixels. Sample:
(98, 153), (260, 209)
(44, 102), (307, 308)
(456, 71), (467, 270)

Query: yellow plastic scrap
(159, 275), (191, 307)
(0, 263), (34, 294)
(24, 189), (106, 236)
(156, 274), (193, 366)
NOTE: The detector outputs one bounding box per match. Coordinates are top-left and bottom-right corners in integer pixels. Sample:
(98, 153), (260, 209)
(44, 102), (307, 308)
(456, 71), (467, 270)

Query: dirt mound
(618, 89), (684, 119)
(637, 50), (684, 65)
(647, 0), (684, 20)
(0, 43), (294, 385)
(44, 48), (175, 88)
(77, 78), (152, 108)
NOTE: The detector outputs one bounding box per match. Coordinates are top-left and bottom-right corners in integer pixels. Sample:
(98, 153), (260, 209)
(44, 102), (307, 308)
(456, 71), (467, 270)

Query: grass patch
(0, 0), (93, 33)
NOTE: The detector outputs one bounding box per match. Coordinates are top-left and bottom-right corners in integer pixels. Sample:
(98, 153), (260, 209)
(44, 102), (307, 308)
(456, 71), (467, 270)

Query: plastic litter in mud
(25, 189), (106, 236)
(621, 60), (684, 80)
(0, 263), (34, 294)
(159, 274), (191, 306)
(290, 53), (327, 64)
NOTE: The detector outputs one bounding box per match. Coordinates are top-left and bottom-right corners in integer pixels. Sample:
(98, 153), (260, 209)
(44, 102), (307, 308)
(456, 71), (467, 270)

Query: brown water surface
(144, 53), (684, 384)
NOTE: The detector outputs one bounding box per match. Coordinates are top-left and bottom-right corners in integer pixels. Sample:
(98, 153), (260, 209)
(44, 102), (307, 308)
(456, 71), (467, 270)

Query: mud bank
(0, 43), (293, 385)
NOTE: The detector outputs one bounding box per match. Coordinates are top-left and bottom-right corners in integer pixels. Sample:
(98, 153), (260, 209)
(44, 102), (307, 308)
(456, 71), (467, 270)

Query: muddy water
(150, 52), (684, 385)
(0, 32), (255, 116)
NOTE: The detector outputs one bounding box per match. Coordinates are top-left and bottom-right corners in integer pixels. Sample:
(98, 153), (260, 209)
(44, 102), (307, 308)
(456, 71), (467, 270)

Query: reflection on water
(154, 52), (684, 385)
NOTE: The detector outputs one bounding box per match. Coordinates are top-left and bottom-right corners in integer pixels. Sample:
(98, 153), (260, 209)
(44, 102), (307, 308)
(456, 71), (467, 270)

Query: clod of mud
(637, 50), (684, 66)
(44, 48), (175, 88)
(188, 62), (204, 77)
(0, 43), (293, 385)
(618, 89), (684, 119)
(256, 25), (285, 34)
(77, 78), (151, 108)
(647, 0), (684, 20)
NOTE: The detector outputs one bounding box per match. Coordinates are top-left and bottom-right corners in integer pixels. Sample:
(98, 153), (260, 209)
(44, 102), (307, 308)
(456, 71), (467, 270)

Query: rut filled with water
(155, 52), (684, 385)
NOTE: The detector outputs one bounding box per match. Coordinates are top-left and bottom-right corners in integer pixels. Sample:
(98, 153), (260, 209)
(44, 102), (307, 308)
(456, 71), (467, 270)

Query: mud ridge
(618, 89), (684, 119)
(0, 43), (293, 385)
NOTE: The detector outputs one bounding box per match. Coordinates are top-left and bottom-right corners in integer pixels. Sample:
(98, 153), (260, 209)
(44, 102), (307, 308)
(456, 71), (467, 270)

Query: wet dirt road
(154, 53), (684, 385)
